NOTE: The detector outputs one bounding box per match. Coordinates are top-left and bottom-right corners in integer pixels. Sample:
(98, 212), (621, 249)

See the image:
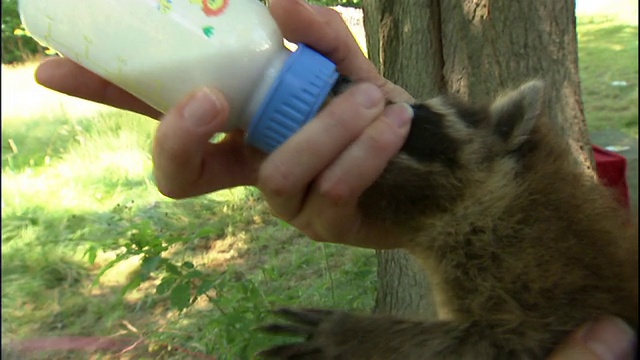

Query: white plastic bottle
(18, 0), (342, 152)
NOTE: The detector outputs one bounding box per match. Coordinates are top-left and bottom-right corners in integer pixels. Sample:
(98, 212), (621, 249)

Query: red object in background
(592, 144), (631, 210)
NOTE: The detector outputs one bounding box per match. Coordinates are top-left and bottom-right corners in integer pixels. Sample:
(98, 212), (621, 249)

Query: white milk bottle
(18, 0), (344, 153)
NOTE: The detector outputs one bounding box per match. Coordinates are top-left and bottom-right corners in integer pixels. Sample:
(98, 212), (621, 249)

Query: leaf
(156, 276), (177, 295)
(121, 275), (142, 296)
(91, 253), (127, 287)
(84, 245), (98, 265)
(165, 262), (182, 276)
(184, 269), (204, 280)
(170, 282), (192, 311)
(181, 261), (195, 269)
(196, 279), (216, 296)
(140, 256), (162, 276)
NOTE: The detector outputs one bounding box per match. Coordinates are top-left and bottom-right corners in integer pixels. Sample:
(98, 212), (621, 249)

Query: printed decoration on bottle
(157, 0), (173, 13)
(157, 0), (229, 17)
(202, 25), (215, 38)
(201, 0), (230, 16)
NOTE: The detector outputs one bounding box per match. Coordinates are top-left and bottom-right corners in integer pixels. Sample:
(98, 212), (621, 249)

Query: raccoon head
(359, 80), (546, 226)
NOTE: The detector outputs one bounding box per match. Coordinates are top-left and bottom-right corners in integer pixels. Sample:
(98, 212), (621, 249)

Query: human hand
(549, 317), (636, 360)
(35, 0), (415, 249)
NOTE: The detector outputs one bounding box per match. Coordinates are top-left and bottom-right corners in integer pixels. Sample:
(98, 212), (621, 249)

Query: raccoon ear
(489, 80), (544, 150)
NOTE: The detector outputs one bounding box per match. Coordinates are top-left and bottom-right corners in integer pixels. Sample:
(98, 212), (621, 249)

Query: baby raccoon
(259, 80), (638, 359)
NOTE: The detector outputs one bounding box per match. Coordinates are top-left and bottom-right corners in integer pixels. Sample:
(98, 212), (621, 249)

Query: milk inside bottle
(19, 0), (341, 152)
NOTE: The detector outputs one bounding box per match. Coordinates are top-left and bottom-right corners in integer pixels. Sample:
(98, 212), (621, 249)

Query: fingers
(152, 88), (264, 198)
(269, 0), (414, 103)
(258, 82), (385, 220)
(35, 57), (162, 119)
(292, 102), (413, 246)
(258, 82), (413, 246)
(35, 58), (265, 197)
(548, 317), (636, 360)
(269, 0), (374, 80)
(315, 103), (413, 204)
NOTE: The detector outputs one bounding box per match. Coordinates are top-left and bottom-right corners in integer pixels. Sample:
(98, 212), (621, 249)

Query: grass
(2, 10), (638, 360)
(2, 109), (377, 359)
(577, 16), (639, 136)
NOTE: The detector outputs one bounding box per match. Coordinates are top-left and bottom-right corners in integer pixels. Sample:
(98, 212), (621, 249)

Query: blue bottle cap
(246, 43), (339, 153)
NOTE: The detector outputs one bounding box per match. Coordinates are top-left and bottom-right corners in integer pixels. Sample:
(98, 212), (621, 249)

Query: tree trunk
(362, 0), (594, 318)
(363, 0), (443, 319)
(439, 0), (595, 170)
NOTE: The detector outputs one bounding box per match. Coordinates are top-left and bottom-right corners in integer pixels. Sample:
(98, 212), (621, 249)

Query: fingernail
(354, 83), (384, 109)
(580, 317), (637, 360)
(183, 88), (221, 129)
(383, 103), (413, 128)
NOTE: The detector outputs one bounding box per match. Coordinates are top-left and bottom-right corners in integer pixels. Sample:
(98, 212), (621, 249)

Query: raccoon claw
(258, 308), (340, 359)
(271, 308), (334, 326)
(257, 344), (323, 359)
(257, 323), (315, 337)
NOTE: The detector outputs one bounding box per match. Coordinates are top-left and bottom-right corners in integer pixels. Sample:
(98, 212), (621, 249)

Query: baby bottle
(18, 0), (345, 153)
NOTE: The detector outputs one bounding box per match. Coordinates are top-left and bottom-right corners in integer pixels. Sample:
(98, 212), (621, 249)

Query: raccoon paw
(257, 308), (348, 359)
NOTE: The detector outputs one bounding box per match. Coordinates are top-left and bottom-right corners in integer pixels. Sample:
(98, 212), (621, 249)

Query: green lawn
(578, 16), (638, 136)
(2, 12), (638, 360)
(2, 111), (377, 359)
(2, 108), (379, 359)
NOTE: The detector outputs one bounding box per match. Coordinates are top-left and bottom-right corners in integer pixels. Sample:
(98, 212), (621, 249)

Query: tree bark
(363, 0), (444, 98)
(363, 0), (442, 319)
(439, 0), (595, 170)
(362, 0), (594, 318)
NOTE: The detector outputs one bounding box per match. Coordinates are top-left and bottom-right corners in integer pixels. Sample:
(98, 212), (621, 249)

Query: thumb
(548, 317), (637, 360)
(152, 87), (232, 198)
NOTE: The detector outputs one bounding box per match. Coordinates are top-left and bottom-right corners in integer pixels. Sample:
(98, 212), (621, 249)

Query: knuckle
(321, 88), (381, 134)
(265, 203), (291, 223)
(318, 6), (344, 25)
(290, 216), (320, 241)
(257, 167), (294, 199)
(364, 122), (399, 154)
(321, 104), (361, 135)
(317, 179), (352, 206)
(155, 182), (189, 200)
(324, 6), (342, 18)
(153, 170), (181, 199)
(346, 83), (384, 109)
